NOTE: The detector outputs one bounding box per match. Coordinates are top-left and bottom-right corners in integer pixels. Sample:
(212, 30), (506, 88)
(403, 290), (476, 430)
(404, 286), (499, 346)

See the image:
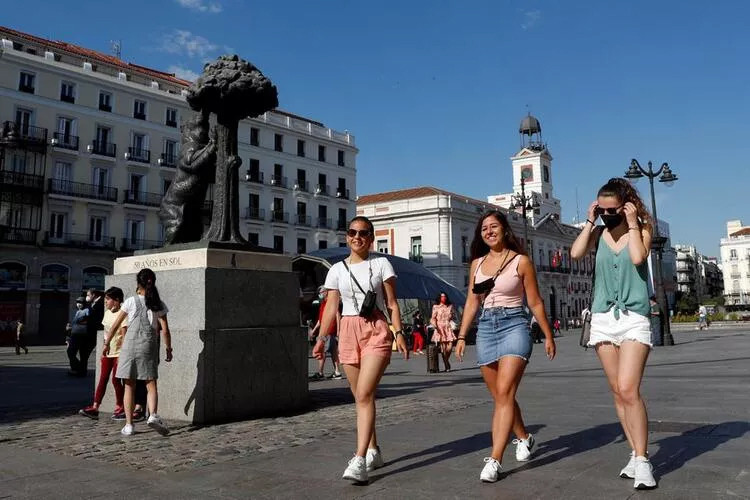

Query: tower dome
(519, 114), (542, 136)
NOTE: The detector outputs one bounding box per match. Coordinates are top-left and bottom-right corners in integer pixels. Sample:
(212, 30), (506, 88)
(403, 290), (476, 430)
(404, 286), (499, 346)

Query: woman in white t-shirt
(321, 216), (409, 484)
(104, 268), (172, 437)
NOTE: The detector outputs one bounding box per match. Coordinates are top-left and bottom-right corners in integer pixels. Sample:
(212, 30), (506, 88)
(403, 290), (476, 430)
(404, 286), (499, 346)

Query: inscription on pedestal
(113, 248), (290, 275)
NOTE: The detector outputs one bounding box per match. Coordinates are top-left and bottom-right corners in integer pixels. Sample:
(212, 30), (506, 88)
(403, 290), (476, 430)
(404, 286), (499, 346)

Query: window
(338, 150), (345, 167)
(164, 139), (177, 165)
(377, 240), (389, 254)
(272, 163), (284, 186)
(317, 173), (328, 194)
(338, 208), (347, 230)
(133, 100), (146, 120)
(89, 216), (106, 243)
(339, 241), (347, 248)
(272, 197), (285, 222)
(60, 81), (76, 103)
(250, 127), (259, 146)
(461, 236), (469, 263)
(248, 158), (261, 183)
(56, 116), (76, 141)
(128, 174), (144, 201)
(99, 91), (112, 112)
(545, 193), (549, 199)
(126, 219), (144, 244)
(318, 205), (328, 228)
(297, 139), (305, 157)
(296, 168), (306, 190)
(337, 178), (348, 199)
(297, 201), (307, 216)
(411, 236), (422, 262)
(130, 133), (149, 162)
(248, 193), (260, 218)
(49, 213), (67, 239)
(248, 233), (259, 246)
(273, 235), (284, 252)
(297, 238), (307, 254)
(162, 178), (172, 194)
(730, 249), (737, 258)
(92, 167), (110, 196)
(318, 145), (326, 162)
(95, 125), (111, 147)
(11, 154), (26, 173)
(15, 108), (32, 134)
(166, 108), (177, 127)
(318, 240), (328, 250)
(274, 133), (283, 152)
(544, 165), (550, 183)
(18, 71), (35, 93)
(53, 161), (71, 185)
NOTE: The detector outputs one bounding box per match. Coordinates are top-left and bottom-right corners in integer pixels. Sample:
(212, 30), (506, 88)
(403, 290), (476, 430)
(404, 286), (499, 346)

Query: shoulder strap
(342, 259), (368, 295)
(589, 228), (602, 301)
(492, 252), (518, 280)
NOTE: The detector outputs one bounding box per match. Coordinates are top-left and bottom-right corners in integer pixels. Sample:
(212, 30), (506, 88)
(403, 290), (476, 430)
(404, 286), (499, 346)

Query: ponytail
(136, 268), (163, 311)
(597, 177), (652, 227)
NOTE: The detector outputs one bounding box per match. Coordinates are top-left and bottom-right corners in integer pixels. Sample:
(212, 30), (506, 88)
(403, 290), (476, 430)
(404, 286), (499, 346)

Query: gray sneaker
(620, 451), (636, 479)
(634, 457), (657, 489)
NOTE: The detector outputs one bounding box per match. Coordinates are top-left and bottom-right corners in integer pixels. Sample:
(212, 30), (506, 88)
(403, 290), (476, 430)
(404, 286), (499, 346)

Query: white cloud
(168, 65), (200, 82)
(175, 0), (222, 13)
(521, 9), (541, 30)
(160, 30), (219, 59)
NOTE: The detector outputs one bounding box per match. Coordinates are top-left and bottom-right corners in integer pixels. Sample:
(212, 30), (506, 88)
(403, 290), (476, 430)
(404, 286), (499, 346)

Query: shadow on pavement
(650, 421), (750, 478)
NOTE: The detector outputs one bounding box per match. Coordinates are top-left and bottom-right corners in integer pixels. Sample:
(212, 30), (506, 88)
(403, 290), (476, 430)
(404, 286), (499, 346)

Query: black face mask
(600, 213), (623, 230)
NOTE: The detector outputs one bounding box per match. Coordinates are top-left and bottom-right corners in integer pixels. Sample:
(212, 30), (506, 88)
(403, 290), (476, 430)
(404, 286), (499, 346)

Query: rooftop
(357, 186), (497, 209)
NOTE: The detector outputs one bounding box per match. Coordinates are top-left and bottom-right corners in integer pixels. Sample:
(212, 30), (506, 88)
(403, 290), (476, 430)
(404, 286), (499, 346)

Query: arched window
(0, 262), (27, 288)
(82, 266), (107, 292)
(41, 264), (70, 290)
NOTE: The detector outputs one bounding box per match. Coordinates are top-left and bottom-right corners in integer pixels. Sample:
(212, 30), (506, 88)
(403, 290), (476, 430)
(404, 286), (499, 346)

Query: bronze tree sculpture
(159, 55), (278, 245)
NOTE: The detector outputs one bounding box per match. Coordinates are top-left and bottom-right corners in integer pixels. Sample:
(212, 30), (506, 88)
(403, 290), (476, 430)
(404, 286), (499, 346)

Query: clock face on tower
(521, 165), (534, 182)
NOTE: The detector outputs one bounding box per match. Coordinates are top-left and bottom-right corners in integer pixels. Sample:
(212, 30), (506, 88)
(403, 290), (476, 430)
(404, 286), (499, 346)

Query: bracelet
(628, 227), (639, 231)
(394, 331), (404, 337)
(585, 219), (594, 225)
(166, 347), (173, 351)
(456, 337), (466, 342)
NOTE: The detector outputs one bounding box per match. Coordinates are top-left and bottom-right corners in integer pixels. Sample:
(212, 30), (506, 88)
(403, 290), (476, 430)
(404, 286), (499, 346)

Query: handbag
(579, 228), (601, 348)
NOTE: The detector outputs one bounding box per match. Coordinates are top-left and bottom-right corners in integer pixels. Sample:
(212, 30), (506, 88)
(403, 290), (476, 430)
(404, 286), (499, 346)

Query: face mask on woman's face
(600, 213), (623, 230)
(440, 296), (447, 305)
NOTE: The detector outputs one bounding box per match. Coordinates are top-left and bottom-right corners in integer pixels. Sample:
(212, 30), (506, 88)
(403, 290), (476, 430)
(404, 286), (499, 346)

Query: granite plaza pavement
(1, 324), (748, 499)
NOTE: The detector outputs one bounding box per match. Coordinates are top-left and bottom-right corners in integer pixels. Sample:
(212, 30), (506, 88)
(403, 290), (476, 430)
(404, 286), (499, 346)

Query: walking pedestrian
(697, 305), (708, 330)
(79, 287), (127, 419)
(649, 296), (663, 346)
(15, 319), (28, 355)
(319, 216), (408, 483)
(553, 318), (561, 337)
(411, 310), (425, 354)
(104, 269), (172, 437)
(570, 177), (657, 490)
(67, 297), (89, 375)
(309, 286), (342, 380)
(455, 209), (556, 483)
(430, 292), (456, 371)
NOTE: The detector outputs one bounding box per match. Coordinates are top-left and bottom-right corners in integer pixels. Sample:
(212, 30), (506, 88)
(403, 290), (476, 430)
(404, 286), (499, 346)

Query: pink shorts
(338, 313), (393, 365)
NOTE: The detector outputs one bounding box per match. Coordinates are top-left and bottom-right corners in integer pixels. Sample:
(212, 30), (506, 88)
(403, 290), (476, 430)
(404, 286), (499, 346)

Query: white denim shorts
(588, 308), (652, 348)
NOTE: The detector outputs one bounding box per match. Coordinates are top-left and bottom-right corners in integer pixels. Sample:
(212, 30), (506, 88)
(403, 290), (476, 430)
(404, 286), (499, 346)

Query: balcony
(158, 152), (177, 168)
(48, 179), (118, 202)
(336, 188), (350, 200)
(315, 184), (330, 196)
(409, 253), (424, 263)
(99, 103), (112, 112)
(1, 121), (48, 147)
(126, 147), (151, 164)
(270, 210), (289, 223)
(124, 190), (162, 207)
(166, 119), (177, 128)
(676, 274), (694, 284)
(121, 239), (163, 252)
(1, 170), (44, 191)
(245, 171), (264, 184)
(317, 217), (332, 229)
(295, 214), (312, 226)
(269, 175), (288, 188)
(730, 272), (742, 279)
(60, 93), (75, 104)
(134, 112), (146, 120)
(293, 180), (310, 192)
(336, 219), (347, 231)
(19, 84), (34, 94)
(90, 140), (116, 157)
(0, 226), (36, 245)
(52, 132), (79, 151)
(44, 231), (116, 251)
(244, 207), (265, 221)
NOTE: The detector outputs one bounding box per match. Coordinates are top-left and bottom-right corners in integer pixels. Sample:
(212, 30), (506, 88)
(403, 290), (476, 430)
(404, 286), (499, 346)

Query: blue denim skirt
(476, 306), (532, 365)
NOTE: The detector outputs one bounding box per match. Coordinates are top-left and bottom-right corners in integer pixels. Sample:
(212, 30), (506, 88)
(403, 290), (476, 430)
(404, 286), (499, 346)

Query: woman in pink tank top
(455, 210), (556, 483)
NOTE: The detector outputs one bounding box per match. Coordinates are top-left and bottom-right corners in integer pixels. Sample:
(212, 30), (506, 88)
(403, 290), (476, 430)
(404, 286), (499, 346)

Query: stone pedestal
(96, 243), (308, 423)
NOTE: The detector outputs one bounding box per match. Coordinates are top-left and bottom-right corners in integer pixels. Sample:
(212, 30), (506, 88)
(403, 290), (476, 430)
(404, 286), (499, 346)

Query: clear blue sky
(5, 0), (749, 257)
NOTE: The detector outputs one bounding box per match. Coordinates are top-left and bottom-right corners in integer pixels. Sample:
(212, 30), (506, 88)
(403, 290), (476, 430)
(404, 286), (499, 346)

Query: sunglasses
(595, 206), (622, 215)
(347, 229), (372, 238)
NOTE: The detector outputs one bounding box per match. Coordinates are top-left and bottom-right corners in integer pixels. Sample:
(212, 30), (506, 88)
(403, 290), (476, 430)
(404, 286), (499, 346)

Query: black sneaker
(328, 372), (343, 380)
(132, 408), (146, 422)
(309, 372), (324, 381)
(79, 406), (99, 419)
(111, 410), (126, 421)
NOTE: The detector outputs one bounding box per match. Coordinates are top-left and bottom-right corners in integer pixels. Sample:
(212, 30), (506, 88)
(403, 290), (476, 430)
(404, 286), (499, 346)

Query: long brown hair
(597, 177), (652, 227)
(470, 210), (525, 261)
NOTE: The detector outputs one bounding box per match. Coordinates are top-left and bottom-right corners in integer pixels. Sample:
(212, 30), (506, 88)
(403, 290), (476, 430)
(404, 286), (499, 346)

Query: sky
(4, 0), (750, 257)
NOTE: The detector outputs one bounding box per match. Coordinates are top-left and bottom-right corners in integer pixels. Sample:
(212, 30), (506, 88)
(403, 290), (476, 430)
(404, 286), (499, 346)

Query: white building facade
(0, 26), (355, 343)
(720, 219), (750, 306)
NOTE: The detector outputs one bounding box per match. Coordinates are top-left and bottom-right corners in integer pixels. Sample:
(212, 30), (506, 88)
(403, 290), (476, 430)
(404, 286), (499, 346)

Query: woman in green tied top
(570, 178), (657, 491)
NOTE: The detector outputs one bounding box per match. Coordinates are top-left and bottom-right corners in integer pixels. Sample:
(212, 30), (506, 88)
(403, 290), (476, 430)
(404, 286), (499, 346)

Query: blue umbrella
(292, 247), (466, 306)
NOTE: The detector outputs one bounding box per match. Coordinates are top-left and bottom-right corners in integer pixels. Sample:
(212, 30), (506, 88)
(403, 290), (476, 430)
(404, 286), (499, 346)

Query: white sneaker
(620, 451), (636, 479)
(512, 433), (535, 462)
(480, 457), (502, 483)
(342, 455), (368, 483)
(147, 414), (170, 436)
(120, 424), (134, 436)
(633, 456), (657, 489)
(366, 447), (384, 472)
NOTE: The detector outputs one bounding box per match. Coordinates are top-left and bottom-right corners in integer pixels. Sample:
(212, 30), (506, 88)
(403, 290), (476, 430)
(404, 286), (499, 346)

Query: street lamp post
(624, 159), (678, 346)
(510, 177), (539, 254)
